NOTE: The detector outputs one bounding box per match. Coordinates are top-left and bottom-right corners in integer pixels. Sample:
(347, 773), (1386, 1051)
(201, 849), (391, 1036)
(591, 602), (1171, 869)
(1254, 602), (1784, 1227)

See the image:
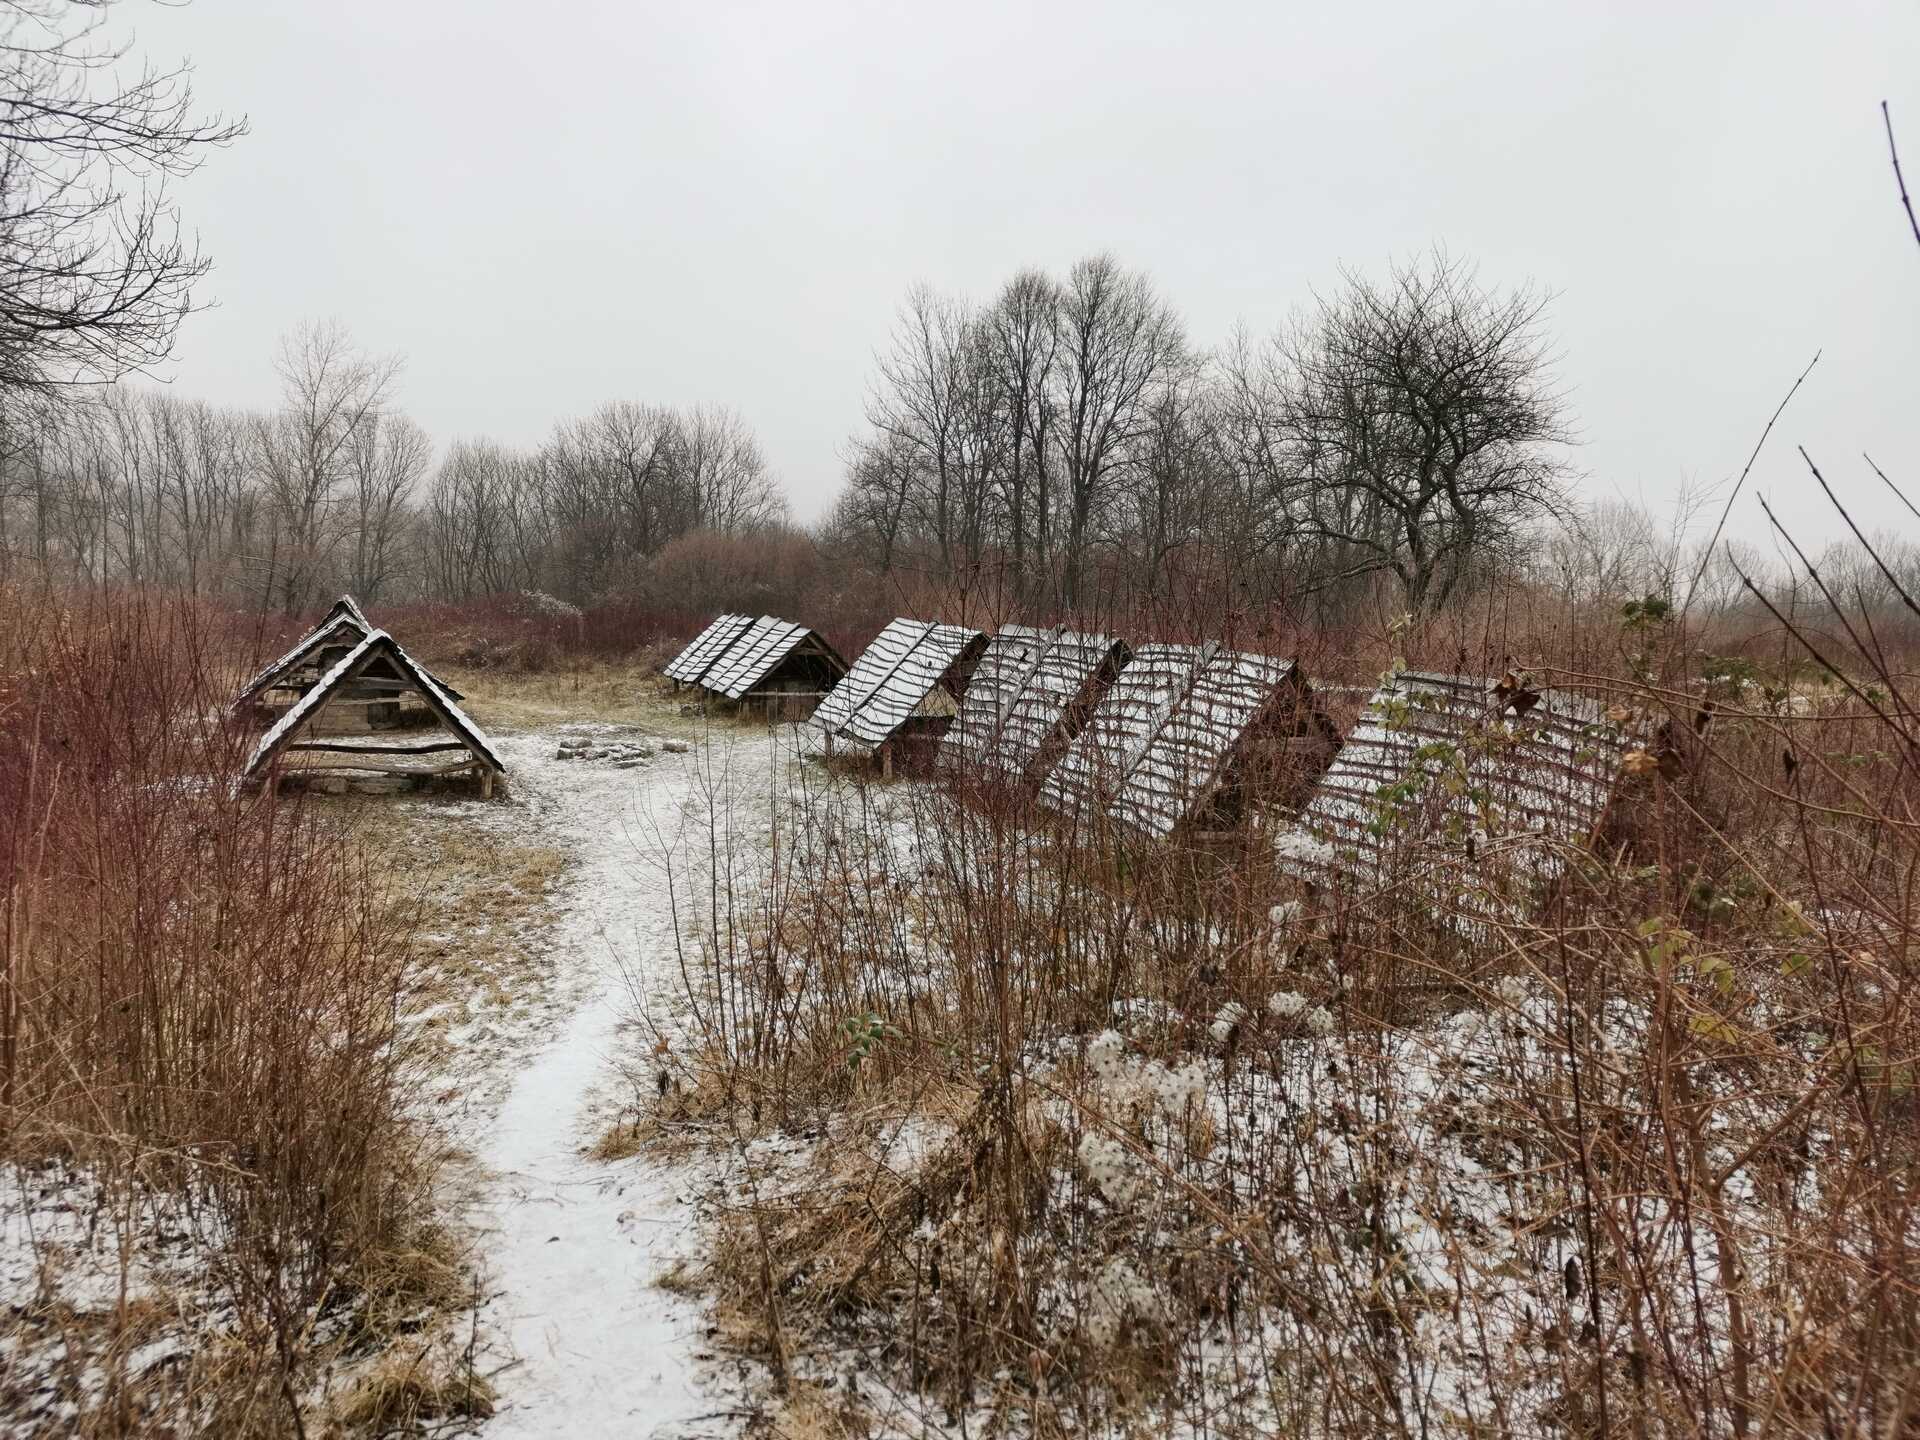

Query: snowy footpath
(460, 723), (783, 1439)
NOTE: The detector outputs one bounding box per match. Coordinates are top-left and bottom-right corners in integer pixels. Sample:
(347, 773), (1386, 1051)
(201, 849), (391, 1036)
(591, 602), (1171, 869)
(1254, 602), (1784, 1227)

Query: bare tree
(1263, 252), (1572, 612)
(343, 410), (429, 601)
(680, 402), (785, 535)
(256, 321), (401, 612)
(985, 269), (1060, 585)
(0, 0), (244, 392)
(1114, 374), (1230, 598)
(543, 401), (685, 594)
(832, 428), (921, 578)
(1052, 254), (1188, 604)
(865, 285), (979, 574)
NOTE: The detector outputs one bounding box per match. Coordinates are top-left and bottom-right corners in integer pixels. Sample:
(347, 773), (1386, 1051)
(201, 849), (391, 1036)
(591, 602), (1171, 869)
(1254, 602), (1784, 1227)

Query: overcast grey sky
(131, 0), (1917, 550)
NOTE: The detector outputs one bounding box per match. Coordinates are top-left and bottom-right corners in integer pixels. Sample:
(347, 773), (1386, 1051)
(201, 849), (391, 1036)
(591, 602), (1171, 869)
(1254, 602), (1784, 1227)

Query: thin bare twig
(1798, 447), (1920, 626)
(1863, 452), (1920, 524)
(1685, 352), (1819, 613)
(1886, 101), (1920, 251)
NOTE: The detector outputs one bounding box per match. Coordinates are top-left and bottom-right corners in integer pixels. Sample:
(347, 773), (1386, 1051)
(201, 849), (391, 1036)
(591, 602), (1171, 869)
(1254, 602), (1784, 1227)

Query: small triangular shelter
(1274, 671), (1637, 927)
(233, 594), (463, 713)
(938, 625), (1130, 785)
(698, 615), (849, 705)
(811, 618), (986, 760)
(242, 630), (505, 797)
(1039, 643), (1334, 840)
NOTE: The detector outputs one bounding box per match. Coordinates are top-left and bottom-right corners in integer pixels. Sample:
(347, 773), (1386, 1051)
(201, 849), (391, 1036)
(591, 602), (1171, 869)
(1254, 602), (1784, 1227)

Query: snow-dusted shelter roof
(1038, 643), (1330, 839)
(319, 594), (371, 631)
(242, 629), (504, 790)
(938, 625), (1128, 783)
(232, 594), (462, 713)
(697, 615), (849, 701)
(1274, 671), (1636, 920)
(810, 618), (986, 750)
(663, 613), (756, 686)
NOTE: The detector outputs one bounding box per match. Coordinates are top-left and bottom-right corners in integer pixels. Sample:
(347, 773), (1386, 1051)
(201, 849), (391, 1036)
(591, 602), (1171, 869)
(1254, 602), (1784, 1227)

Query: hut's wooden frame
(242, 629), (505, 796)
(233, 594), (463, 713)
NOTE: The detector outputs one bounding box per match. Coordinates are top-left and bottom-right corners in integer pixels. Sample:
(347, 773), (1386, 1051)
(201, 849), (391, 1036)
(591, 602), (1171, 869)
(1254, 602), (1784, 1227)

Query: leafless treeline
(833, 250), (1580, 614)
(0, 322), (786, 611)
(830, 250), (1920, 624)
(422, 398), (784, 602)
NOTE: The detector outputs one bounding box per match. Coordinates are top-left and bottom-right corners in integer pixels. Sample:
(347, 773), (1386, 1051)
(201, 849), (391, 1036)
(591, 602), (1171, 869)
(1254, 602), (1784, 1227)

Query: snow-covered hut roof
(700, 615), (848, 701)
(810, 618), (985, 750)
(232, 594), (463, 711)
(1039, 643), (1317, 839)
(664, 613), (756, 685)
(1274, 670), (1635, 919)
(938, 625), (1128, 782)
(243, 629), (504, 782)
(320, 593), (372, 631)
(233, 614), (369, 711)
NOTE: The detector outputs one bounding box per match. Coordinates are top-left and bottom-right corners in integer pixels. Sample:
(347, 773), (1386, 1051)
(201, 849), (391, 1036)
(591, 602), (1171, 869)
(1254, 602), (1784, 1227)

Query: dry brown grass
(332, 1342), (496, 1430)
(435, 654), (790, 738)
(342, 800), (566, 1072)
(645, 597), (1920, 1437)
(0, 588), (473, 1437)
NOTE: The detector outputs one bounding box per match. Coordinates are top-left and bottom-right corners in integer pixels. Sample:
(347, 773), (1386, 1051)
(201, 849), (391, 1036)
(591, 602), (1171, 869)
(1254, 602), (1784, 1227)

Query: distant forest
(5, 256), (1915, 637)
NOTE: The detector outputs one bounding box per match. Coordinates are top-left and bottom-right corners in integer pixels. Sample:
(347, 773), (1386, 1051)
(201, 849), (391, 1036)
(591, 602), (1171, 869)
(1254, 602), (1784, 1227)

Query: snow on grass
(444, 719), (800, 1435)
(0, 1161), (229, 1432)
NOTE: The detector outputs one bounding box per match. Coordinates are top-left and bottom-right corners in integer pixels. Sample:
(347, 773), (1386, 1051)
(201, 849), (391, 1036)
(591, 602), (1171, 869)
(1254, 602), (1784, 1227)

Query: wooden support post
(881, 742), (893, 780)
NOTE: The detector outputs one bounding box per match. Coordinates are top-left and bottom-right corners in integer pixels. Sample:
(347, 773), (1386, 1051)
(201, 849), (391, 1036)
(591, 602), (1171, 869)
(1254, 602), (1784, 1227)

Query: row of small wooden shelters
(667, 612), (1648, 911)
(665, 613), (850, 720)
(234, 596), (506, 796)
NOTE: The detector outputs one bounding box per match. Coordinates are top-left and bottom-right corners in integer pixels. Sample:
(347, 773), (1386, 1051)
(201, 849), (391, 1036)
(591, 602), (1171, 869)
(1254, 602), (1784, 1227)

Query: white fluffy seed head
(1209, 1001), (1247, 1047)
(1077, 1132), (1145, 1206)
(1149, 1061), (1206, 1118)
(1268, 989), (1308, 1019)
(1275, 831), (1335, 865)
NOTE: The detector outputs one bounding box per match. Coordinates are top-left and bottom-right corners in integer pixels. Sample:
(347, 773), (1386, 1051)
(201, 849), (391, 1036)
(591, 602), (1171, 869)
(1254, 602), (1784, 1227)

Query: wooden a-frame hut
(233, 594), (463, 721)
(242, 629), (505, 797)
(696, 615), (849, 720)
(810, 618), (986, 774)
(1038, 643), (1337, 840)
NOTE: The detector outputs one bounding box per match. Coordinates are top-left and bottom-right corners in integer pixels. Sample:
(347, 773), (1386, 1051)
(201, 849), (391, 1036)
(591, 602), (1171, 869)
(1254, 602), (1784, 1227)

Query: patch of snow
(453, 722), (792, 1436)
